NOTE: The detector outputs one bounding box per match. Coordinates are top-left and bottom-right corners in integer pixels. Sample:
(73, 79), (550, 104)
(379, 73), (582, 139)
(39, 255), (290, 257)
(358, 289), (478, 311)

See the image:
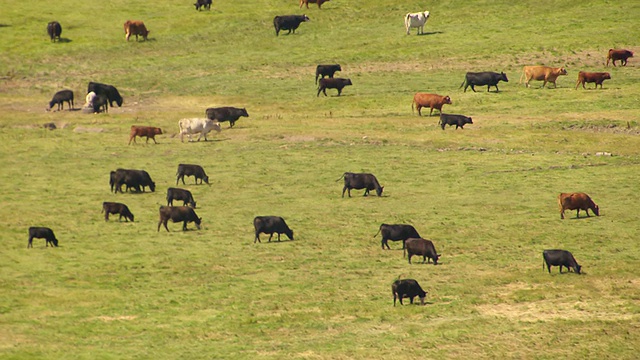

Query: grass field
(1, 0), (639, 358)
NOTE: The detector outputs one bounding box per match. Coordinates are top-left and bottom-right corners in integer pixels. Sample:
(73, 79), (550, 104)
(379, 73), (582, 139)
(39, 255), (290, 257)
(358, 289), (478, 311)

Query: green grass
(1, 0), (640, 358)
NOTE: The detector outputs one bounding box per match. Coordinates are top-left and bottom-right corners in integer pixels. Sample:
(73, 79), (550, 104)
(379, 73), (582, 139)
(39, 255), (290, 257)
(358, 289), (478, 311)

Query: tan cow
(520, 66), (567, 88)
(124, 20), (150, 41)
(557, 192), (600, 219)
(575, 71), (611, 90)
(412, 93), (452, 116)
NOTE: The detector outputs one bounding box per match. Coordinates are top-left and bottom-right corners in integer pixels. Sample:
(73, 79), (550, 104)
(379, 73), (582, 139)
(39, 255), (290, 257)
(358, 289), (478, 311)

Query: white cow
(85, 91), (96, 108)
(405, 11), (430, 35)
(178, 118), (221, 142)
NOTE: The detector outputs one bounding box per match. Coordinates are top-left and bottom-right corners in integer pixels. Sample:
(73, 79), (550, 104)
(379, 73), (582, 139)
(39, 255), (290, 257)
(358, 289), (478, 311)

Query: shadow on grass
(56, 38), (72, 43)
(256, 239), (295, 244)
(417, 31), (444, 36)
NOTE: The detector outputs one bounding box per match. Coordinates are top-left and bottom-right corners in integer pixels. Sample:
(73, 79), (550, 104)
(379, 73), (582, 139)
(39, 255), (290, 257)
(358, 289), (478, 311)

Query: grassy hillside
(1, 0), (639, 358)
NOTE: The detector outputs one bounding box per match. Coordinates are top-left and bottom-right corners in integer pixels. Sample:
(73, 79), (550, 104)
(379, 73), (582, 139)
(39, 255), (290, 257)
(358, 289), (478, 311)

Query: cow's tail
(519, 68), (525, 84)
(373, 227), (381, 238)
(335, 173), (346, 182)
(459, 79), (466, 89)
(411, 99), (415, 113)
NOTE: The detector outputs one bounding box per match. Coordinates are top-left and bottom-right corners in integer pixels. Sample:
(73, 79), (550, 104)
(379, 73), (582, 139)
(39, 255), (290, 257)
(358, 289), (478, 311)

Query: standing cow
(273, 15), (310, 36)
(392, 279), (427, 306)
(336, 172), (383, 197)
(47, 90), (74, 111)
(459, 72), (508, 92)
(128, 126), (163, 145)
(167, 188), (197, 208)
(87, 82), (123, 107)
(404, 238), (440, 265)
(112, 169), (156, 193)
(412, 93), (452, 116)
(317, 78), (352, 97)
(47, 21), (62, 42)
(543, 249), (582, 274)
(606, 49), (633, 67)
(102, 202), (135, 222)
(404, 11), (430, 35)
(254, 216), (294, 243)
(557, 192), (599, 219)
(374, 224), (421, 250)
(205, 107), (249, 128)
(28, 227), (59, 248)
(575, 72), (611, 90)
(439, 113), (473, 130)
(124, 20), (150, 41)
(158, 206), (202, 232)
(520, 66), (568, 88)
(194, 0), (212, 10)
(315, 64), (342, 84)
(178, 118), (221, 142)
(176, 164), (209, 185)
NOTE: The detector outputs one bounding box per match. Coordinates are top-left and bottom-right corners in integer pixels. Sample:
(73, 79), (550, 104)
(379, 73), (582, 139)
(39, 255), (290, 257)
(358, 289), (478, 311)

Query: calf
(47, 90), (74, 111)
(606, 49), (633, 67)
(404, 238), (440, 265)
(85, 91), (97, 108)
(374, 224), (420, 250)
(317, 78), (352, 97)
(158, 206), (202, 232)
(47, 21), (62, 42)
(194, 0), (212, 10)
(543, 249), (582, 274)
(336, 172), (383, 198)
(392, 279), (427, 306)
(520, 66), (568, 88)
(404, 11), (430, 35)
(557, 192), (599, 219)
(167, 187), (197, 208)
(124, 20), (150, 41)
(176, 164), (209, 185)
(92, 94), (109, 113)
(205, 107), (249, 128)
(300, 0), (329, 9)
(254, 216), (294, 243)
(87, 82), (123, 107)
(28, 227), (59, 248)
(315, 64), (341, 84)
(128, 126), (163, 145)
(459, 71), (508, 92)
(179, 118), (221, 142)
(439, 113), (473, 130)
(102, 202), (134, 222)
(575, 71), (611, 90)
(273, 15), (310, 36)
(412, 93), (452, 116)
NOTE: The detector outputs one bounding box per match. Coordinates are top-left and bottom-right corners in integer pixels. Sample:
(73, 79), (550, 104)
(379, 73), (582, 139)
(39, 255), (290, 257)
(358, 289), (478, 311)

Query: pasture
(1, 0), (639, 358)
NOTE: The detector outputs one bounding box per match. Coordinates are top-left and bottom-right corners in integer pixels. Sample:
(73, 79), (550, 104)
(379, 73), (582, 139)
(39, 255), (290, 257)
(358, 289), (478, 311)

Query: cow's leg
(429, 107), (434, 116)
(576, 209), (580, 218)
(183, 221), (188, 231)
(585, 208), (591, 217)
(408, 254), (412, 264)
(277, 233), (281, 242)
(254, 232), (261, 243)
(337, 88), (342, 96)
(268, 233), (273, 242)
(347, 188), (352, 197)
(105, 212), (109, 221)
(28, 237), (33, 248)
(322, 88), (327, 96)
(342, 186), (347, 198)
(363, 189), (369, 196)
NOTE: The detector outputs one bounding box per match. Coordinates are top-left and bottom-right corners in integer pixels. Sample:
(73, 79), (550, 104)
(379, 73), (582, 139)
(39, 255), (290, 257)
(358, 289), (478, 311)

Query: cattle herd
(37, 3), (633, 306)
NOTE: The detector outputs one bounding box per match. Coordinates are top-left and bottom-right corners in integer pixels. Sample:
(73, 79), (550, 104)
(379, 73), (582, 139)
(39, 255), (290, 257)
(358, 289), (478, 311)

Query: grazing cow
(392, 279), (427, 306)
(404, 238), (440, 265)
(178, 118), (221, 142)
(205, 107), (249, 128)
(315, 64), (342, 84)
(124, 20), (150, 41)
(254, 216), (294, 243)
(575, 71), (611, 90)
(374, 224), (420, 250)
(167, 187), (197, 208)
(176, 164), (209, 185)
(47, 21), (62, 42)
(87, 82), (123, 107)
(459, 72), (508, 92)
(112, 169), (156, 193)
(158, 206), (202, 232)
(557, 192), (599, 219)
(300, 0), (329, 9)
(606, 49), (633, 67)
(404, 11), (430, 35)
(412, 93), (452, 116)
(273, 15), (310, 36)
(128, 126), (163, 145)
(102, 202), (134, 222)
(92, 94), (109, 113)
(336, 172), (383, 198)
(543, 249), (582, 274)
(194, 0), (212, 10)
(28, 227), (59, 248)
(317, 78), (352, 97)
(520, 66), (568, 88)
(439, 113), (473, 130)
(47, 90), (74, 111)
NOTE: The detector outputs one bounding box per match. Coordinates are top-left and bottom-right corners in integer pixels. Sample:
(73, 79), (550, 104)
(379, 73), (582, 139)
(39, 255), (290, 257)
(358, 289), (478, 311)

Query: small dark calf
(47, 90), (74, 111)
(167, 187), (197, 208)
(543, 249), (582, 274)
(102, 202), (134, 222)
(92, 94), (109, 113)
(176, 164), (209, 185)
(194, 0), (212, 10)
(317, 78), (352, 97)
(440, 113), (473, 130)
(254, 216), (294, 243)
(315, 64), (341, 84)
(392, 279), (427, 306)
(404, 238), (440, 265)
(47, 21), (62, 42)
(28, 227), (59, 248)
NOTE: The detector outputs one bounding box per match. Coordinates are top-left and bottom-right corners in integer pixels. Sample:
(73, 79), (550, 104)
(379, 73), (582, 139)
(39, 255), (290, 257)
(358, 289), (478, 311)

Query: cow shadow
(417, 31), (443, 36)
(0, 24), (11, 28)
(257, 239), (295, 244)
(56, 38), (72, 43)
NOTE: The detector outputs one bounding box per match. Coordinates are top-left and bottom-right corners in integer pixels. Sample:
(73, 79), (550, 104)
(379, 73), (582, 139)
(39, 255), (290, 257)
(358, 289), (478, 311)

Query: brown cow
(520, 66), (568, 88)
(606, 49), (633, 67)
(557, 192), (600, 219)
(102, 202), (134, 222)
(129, 126), (163, 145)
(124, 20), (150, 41)
(575, 71), (611, 90)
(412, 93), (452, 116)
(300, 0), (329, 8)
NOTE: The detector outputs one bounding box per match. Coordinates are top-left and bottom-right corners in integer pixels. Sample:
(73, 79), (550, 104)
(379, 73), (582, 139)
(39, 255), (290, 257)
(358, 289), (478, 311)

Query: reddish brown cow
(124, 20), (150, 41)
(129, 126), (162, 145)
(557, 192), (600, 219)
(520, 66), (568, 88)
(575, 71), (611, 90)
(300, 0), (329, 8)
(412, 93), (452, 116)
(606, 49), (633, 67)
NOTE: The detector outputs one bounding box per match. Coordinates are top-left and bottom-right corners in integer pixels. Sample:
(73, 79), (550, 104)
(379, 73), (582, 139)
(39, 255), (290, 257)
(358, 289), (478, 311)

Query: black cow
(543, 249), (582, 274)
(205, 107), (249, 128)
(176, 164), (209, 185)
(112, 169), (155, 193)
(439, 113), (473, 130)
(315, 64), (342, 84)
(102, 202), (134, 222)
(404, 238), (440, 265)
(392, 279), (427, 306)
(374, 224), (420, 250)
(273, 14), (310, 36)
(459, 71), (508, 92)
(47, 90), (74, 111)
(167, 187), (197, 208)
(194, 0), (212, 10)
(47, 21), (62, 42)
(28, 227), (59, 248)
(317, 78), (352, 97)
(158, 206), (202, 232)
(254, 216), (294, 243)
(92, 94), (109, 113)
(336, 172), (383, 198)
(87, 82), (123, 107)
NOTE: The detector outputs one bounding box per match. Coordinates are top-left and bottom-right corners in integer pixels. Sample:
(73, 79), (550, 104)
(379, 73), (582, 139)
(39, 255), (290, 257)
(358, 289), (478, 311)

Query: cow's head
(52, 238), (59, 247)
(203, 175), (210, 185)
(443, 96), (452, 105)
(376, 186), (384, 197)
(195, 217), (202, 229)
(574, 264), (582, 274)
(241, 108), (249, 117)
(593, 204), (600, 216)
(129, 214), (135, 222)
(603, 73), (611, 80)
(558, 68), (568, 75)
(149, 182), (156, 192)
(466, 117), (473, 124)
(500, 72), (509, 82)
(285, 229), (294, 241)
(433, 254), (441, 265)
(155, 128), (163, 135)
(345, 79), (353, 86)
(302, 15), (310, 22)
(189, 200), (197, 209)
